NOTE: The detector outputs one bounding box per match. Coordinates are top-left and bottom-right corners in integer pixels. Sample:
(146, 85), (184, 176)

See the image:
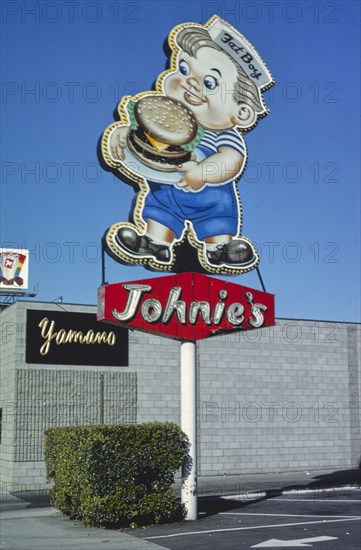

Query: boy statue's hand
(176, 161), (206, 191)
(110, 126), (130, 161)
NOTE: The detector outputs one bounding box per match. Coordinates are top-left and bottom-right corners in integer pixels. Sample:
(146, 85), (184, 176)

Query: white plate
(120, 146), (205, 184)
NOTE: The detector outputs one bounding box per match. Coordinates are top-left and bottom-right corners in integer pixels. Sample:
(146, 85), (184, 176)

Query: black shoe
(115, 227), (171, 263)
(206, 239), (256, 267)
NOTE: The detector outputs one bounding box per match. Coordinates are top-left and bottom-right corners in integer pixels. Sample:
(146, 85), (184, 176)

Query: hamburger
(127, 95), (198, 172)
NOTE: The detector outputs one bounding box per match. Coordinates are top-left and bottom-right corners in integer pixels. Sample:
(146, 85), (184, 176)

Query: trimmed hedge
(45, 422), (189, 528)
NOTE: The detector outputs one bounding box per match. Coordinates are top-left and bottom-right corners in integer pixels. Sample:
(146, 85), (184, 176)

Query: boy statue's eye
(179, 60), (190, 76)
(204, 75), (219, 90)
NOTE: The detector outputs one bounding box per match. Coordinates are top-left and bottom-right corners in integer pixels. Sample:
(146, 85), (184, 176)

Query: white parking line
(146, 517), (360, 540)
(222, 487), (360, 502)
(275, 499), (361, 503)
(219, 512), (360, 518)
(279, 486), (359, 494)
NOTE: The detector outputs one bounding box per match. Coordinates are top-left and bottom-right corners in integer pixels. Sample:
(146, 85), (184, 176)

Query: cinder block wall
(130, 321), (361, 476)
(0, 304), (17, 485)
(197, 321), (360, 475)
(0, 301), (360, 489)
(0, 302), (137, 490)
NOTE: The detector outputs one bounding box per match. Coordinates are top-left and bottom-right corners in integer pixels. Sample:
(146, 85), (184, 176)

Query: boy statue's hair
(176, 27), (264, 114)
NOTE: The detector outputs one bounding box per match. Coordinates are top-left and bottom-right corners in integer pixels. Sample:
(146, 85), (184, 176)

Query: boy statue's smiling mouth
(181, 85), (207, 106)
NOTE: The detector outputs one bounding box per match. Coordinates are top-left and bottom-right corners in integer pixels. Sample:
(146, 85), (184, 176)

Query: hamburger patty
(129, 128), (191, 166)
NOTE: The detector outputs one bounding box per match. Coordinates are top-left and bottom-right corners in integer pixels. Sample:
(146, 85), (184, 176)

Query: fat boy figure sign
(102, 16), (274, 275)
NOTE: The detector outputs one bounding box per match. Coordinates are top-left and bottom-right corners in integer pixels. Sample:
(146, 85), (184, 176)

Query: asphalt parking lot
(1, 484), (360, 549)
(127, 488), (361, 549)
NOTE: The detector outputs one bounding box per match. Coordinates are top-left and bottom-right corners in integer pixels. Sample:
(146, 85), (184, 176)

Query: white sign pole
(180, 340), (197, 520)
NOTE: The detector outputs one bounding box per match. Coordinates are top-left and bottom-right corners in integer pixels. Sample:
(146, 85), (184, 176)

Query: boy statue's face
(164, 46), (249, 131)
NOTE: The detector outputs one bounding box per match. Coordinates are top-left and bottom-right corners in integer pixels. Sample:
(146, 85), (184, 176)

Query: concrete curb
(0, 491), (30, 512)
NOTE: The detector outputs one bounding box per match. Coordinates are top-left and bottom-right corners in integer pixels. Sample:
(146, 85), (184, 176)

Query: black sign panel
(26, 310), (128, 366)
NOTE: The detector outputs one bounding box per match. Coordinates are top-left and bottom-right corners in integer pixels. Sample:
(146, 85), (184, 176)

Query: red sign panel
(98, 272), (275, 342)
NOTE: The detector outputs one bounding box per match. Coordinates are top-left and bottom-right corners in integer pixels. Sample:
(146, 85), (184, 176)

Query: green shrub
(44, 422), (189, 528)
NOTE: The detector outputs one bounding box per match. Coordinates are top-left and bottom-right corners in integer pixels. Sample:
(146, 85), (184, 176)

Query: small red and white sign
(98, 272), (275, 341)
(0, 249), (29, 289)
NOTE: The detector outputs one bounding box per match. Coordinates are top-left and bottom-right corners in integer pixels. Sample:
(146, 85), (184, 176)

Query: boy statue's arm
(176, 147), (244, 191)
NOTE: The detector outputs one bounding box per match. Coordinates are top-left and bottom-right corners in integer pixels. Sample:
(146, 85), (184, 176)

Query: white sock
(146, 234), (171, 247)
(206, 242), (227, 251)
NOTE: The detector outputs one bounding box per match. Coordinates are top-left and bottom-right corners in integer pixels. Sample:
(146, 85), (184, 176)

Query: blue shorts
(142, 182), (239, 239)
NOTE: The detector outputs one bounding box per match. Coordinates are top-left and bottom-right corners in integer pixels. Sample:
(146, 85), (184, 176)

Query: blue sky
(1, 0), (360, 322)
